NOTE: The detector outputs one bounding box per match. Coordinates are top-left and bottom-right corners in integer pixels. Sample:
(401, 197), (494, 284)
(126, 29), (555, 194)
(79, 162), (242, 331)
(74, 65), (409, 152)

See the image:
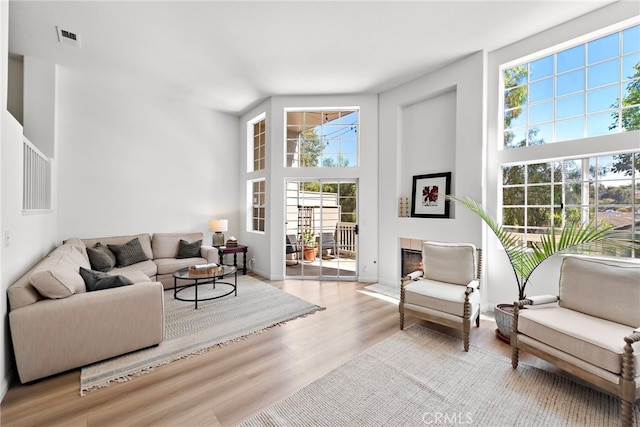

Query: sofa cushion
(177, 239), (202, 259)
(404, 278), (480, 318)
(108, 238), (150, 267)
(559, 257), (640, 327)
(154, 257), (207, 275)
(519, 304), (637, 375)
(152, 232), (204, 259)
(86, 243), (116, 272)
(422, 241), (477, 286)
(55, 244), (91, 270)
(30, 258), (86, 299)
(113, 270), (152, 284)
(79, 267), (134, 292)
(111, 260), (158, 278)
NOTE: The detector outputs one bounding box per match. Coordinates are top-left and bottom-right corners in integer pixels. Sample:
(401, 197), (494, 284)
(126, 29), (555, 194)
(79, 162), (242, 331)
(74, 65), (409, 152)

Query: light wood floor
(1, 277), (542, 427)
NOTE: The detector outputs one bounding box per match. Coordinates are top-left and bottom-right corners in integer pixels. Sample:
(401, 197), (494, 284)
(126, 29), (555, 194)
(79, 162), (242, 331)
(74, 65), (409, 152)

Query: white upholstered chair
(400, 241), (482, 351)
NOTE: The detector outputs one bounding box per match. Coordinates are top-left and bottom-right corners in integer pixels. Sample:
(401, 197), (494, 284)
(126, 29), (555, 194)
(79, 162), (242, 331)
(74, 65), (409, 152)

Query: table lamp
(209, 219), (228, 247)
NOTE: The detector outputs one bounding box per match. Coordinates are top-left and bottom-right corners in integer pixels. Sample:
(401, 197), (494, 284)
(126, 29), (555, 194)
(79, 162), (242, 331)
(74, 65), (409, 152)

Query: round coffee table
(173, 265), (237, 309)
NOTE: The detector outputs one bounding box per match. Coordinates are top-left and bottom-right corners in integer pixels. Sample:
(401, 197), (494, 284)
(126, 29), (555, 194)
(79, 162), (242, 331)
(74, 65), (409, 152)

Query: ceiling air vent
(56, 26), (81, 48)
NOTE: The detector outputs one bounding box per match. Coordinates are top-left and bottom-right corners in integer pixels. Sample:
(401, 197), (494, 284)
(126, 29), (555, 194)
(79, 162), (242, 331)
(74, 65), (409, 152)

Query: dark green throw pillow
(108, 238), (149, 267)
(86, 242), (116, 272)
(177, 239), (202, 259)
(79, 267), (134, 292)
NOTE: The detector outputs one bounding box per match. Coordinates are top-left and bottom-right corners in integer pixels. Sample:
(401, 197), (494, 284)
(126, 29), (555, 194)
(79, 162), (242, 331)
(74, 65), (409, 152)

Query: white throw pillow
(30, 258), (86, 299)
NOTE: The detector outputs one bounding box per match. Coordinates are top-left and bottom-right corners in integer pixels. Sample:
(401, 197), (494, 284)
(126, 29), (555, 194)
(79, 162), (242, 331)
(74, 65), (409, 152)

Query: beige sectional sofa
(7, 232), (218, 384)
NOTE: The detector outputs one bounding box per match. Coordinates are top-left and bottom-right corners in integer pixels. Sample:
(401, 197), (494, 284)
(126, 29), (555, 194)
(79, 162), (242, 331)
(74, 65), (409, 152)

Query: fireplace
(401, 248), (422, 277)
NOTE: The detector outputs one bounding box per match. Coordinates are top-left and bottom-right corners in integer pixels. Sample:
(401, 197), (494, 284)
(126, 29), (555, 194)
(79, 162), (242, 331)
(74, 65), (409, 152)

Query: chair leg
(621, 399), (634, 427)
(463, 321), (470, 352)
(475, 313), (480, 327)
(399, 305), (405, 330)
(511, 344), (519, 369)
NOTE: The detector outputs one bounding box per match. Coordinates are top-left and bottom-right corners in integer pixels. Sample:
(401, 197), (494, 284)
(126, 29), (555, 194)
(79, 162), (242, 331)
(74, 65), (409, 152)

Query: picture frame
(411, 172), (451, 218)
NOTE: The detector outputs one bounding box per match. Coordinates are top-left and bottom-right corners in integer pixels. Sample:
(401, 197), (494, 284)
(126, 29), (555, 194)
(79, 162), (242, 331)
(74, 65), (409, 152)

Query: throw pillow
(86, 242), (116, 272)
(177, 239), (202, 259)
(79, 267), (134, 292)
(108, 238), (149, 267)
(30, 259), (86, 299)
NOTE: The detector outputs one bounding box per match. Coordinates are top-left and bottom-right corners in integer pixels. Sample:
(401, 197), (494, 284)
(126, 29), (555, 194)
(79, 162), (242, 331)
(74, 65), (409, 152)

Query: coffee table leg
(195, 278), (198, 309)
(234, 269), (238, 296)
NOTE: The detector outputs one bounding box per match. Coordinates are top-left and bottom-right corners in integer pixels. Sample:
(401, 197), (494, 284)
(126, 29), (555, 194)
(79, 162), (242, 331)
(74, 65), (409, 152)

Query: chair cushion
(422, 241), (476, 286)
(404, 278), (480, 318)
(519, 304), (637, 375)
(559, 256), (640, 328)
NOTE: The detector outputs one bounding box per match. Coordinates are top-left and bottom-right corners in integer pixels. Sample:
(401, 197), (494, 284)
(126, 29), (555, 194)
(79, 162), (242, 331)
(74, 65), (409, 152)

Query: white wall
(240, 94), (379, 281)
(485, 2), (640, 308)
(378, 51), (486, 290)
(56, 68), (240, 240)
(23, 56), (55, 158)
(1, 6), (60, 397)
(7, 57), (23, 125)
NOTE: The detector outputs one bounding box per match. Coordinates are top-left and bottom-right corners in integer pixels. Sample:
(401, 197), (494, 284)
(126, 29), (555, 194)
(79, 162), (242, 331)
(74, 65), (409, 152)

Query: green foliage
(610, 62), (640, 132)
(448, 195), (640, 301)
(301, 231), (316, 247)
(299, 129), (323, 167)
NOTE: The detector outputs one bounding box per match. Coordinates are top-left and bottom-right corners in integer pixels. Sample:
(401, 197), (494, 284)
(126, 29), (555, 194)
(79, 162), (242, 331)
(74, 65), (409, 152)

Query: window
(503, 24), (640, 148)
(502, 151), (639, 256)
(248, 114), (266, 172)
(251, 179), (266, 232)
(285, 109), (359, 168)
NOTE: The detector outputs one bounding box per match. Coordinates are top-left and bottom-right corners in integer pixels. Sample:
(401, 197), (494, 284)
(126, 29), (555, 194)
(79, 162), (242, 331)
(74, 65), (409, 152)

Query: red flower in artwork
(423, 185), (439, 205)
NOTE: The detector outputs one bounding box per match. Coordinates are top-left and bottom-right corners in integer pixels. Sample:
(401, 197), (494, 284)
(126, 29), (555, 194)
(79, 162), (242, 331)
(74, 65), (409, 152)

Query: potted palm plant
(447, 195), (639, 342)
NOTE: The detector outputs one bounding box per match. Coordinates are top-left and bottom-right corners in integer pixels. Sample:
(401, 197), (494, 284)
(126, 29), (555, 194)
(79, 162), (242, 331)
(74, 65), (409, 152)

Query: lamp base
(212, 232), (225, 247)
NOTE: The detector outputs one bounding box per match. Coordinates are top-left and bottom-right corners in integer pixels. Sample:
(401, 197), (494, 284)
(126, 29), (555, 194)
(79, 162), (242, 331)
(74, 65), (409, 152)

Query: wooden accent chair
(400, 241), (482, 351)
(511, 256), (640, 426)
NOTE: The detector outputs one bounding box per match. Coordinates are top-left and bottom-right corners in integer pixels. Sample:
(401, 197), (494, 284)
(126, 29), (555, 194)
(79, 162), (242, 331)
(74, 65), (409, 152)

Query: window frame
(284, 108), (359, 168)
(247, 113), (266, 173)
(500, 23), (640, 150)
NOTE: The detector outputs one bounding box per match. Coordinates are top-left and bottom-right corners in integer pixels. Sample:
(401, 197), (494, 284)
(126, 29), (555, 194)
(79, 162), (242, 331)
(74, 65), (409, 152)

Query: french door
(285, 179), (358, 279)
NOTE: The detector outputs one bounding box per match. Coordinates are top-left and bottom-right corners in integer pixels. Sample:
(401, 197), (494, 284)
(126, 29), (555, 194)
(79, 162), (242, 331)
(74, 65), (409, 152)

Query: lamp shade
(209, 219), (228, 233)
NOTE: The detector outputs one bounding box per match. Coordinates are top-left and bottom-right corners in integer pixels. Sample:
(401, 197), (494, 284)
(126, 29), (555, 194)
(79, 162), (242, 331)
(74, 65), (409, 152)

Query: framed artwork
(411, 172), (451, 218)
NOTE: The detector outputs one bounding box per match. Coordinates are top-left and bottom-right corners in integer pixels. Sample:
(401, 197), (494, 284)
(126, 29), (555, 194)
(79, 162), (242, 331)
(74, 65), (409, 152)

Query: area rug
(240, 324), (639, 426)
(80, 275), (324, 396)
(363, 282), (399, 299)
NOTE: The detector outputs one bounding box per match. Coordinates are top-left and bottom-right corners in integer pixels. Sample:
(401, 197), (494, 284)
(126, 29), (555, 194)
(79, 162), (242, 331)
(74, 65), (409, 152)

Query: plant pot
(303, 247), (315, 261)
(494, 303), (514, 343)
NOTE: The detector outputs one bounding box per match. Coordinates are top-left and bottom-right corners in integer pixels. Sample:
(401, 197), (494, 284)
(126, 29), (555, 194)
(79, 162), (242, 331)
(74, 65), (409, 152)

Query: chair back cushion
(422, 241), (477, 286)
(559, 256), (640, 327)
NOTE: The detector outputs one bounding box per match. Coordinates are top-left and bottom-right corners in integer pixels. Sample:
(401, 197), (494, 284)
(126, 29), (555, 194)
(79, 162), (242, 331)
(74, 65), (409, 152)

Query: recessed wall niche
(399, 88), (456, 204)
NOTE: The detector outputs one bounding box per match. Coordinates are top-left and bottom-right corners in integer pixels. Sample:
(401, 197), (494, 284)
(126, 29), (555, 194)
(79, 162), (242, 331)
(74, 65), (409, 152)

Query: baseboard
(0, 369), (13, 403)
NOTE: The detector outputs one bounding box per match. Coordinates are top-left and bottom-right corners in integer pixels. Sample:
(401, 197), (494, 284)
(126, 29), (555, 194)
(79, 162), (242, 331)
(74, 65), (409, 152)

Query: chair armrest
(625, 330), (640, 345)
(515, 295), (558, 308)
(406, 270), (423, 280)
(401, 270), (423, 287)
(200, 245), (219, 264)
(466, 280), (479, 291)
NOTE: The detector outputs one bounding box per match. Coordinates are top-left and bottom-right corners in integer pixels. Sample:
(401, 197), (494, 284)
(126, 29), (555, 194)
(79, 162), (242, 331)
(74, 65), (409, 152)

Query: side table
(217, 244), (248, 275)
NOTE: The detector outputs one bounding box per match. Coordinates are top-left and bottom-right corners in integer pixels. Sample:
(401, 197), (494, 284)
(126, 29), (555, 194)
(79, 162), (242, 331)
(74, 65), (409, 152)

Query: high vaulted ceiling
(9, 1), (621, 115)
